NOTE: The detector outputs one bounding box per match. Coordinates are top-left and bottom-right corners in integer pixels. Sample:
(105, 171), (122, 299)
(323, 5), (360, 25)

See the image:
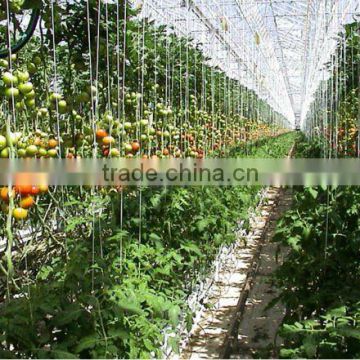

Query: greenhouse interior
(0, 0), (359, 359)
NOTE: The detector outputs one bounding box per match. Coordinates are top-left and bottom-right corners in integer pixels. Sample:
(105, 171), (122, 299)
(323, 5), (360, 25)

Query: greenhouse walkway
(178, 188), (293, 359)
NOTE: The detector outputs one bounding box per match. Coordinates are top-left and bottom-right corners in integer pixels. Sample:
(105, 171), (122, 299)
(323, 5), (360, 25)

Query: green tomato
(110, 148), (121, 157)
(0, 135), (6, 150)
(25, 90), (35, 99)
(5, 87), (19, 98)
(47, 149), (58, 158)
(39, 108), (49, 118)
(17, 141), (26, 149)
(18, 82), (33, 94)
(25, 98), (36, 108)
(17, 148), (27, 158)
(15, 101), (25, 110)
(49, 92), (62, 102)
(77, 91), (90, 103)
(2, 72), (18, 86)
(27, 63), (37, 74)
(0, 148), (9, 158)
(0, 59), (8, 68)
(17, 71), (30, 82)
(58, 100), (67, 114)
(104, 113), (113, 122)
(26, 145), (38, 157)
(124, 143), (132, 153)
(124, 122), (132, 130)
(33, 56), (42, 66)
(38, 148), (48, 157)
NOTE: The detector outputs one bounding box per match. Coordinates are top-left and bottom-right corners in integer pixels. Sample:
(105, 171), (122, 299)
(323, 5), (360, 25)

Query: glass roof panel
(139, 0), (360, 126)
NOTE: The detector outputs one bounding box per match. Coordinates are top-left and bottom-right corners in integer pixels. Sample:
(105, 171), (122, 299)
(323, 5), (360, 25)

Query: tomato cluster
(0, 184), (48, 220)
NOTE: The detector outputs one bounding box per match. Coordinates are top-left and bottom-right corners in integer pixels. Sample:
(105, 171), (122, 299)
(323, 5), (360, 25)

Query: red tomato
(15, 185), (33, 196)
(31, 186), (40, 196)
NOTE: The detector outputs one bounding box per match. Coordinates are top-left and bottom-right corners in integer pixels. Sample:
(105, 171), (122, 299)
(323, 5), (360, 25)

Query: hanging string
(116, 0), (121, 121)
(4, 0), (16, 303)
(95, 0), (102, 123)
(5, 0), (16, 131)
(121, 0), (127, 132)
(50, 0), (62, 157)
(119, 0), (128, 269)
(105, 1), (112, 117)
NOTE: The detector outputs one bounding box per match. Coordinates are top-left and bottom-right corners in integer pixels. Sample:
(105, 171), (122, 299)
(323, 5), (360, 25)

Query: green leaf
(168, 305), (181, 328)
(117, 299), (144, 315)
(196, 218), (210, 232)
(181, 242), (202, 256)
(303, 335), (318, 358)
(279, 348), (300, 358)
(288, 236), (301, 251)
(328, 306), (347, 317)
(168, 335), (180, 354)
(308, 187), (318, 199)
(23, 0), (42, 9)
(52, 350), (78, 359)
(37, 349), (78, 359)
(52, 305), (83, 326)
(74, 335), (99, 353)
(143, 338), (154, 351)
(108, 328), (129, 340)
(36, 265), (53, 281)
(150, 194), (161, 208)
(149, 233), (161, 242)
(337, 326), (360, 340)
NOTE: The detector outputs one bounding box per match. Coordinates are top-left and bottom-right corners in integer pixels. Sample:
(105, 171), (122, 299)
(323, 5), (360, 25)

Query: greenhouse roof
(139, 0), (360, 126)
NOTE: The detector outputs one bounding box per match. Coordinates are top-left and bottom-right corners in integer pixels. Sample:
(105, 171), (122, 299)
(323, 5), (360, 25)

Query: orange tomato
(20, 195), (35, 209)
(131, 141), (140, 153)
(48, 139), (58, 148)
(96, 129), (108, 139)
(0, 187), (14, 202)
(34, 137), (42, 146)
(102, 136), (115, 145)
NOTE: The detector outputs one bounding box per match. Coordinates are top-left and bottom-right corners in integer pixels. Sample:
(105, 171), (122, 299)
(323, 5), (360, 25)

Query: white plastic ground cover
(160, 187), (269, 359)
(0, 227), (41, 252)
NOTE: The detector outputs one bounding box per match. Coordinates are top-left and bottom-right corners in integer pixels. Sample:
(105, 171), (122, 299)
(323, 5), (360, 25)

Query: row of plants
(273, 183), (360, 358)
(304, 21), (359, 157)
(0, 0), (288, 222)
(0, 0), (287, 162)
(272, 20), (360, 358)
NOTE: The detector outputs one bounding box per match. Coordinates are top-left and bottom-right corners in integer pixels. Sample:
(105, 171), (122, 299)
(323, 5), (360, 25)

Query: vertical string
(50, 0), (61, 156)
(86, 0), (97, 157)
